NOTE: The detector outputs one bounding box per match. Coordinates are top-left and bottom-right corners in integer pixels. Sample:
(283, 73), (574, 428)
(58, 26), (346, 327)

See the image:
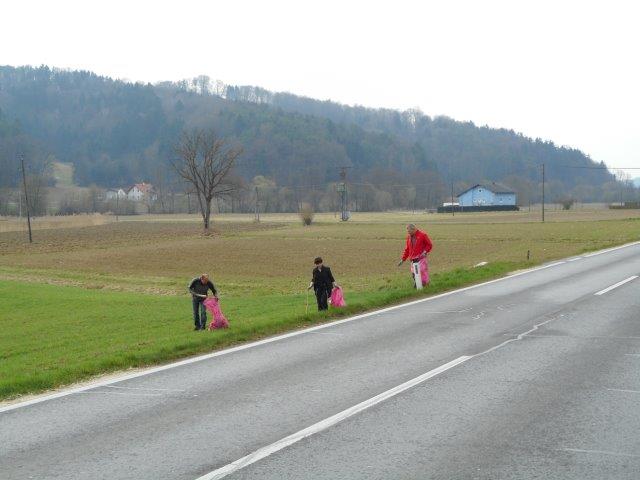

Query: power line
(557, 165), (640, 170)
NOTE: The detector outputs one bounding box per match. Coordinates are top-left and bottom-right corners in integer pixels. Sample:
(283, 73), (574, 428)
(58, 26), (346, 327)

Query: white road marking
(528, 261), (565, 269)
(196, 305), (573, 479)
(594, 276), (638, 296)
(194, 356), (471, 480)
(419, 308), (473, 313)
(559, 448), (640, 458)
(584, 240), (640, 257)
(75, 391), (163, 397)
(567, 257), (583, 262)
(105, 385), (186, 392)
(3, 241), (639, 414)
(607, 388), (640, 394)
(526, 334), (640, 340)
(474, 313), (564, 358)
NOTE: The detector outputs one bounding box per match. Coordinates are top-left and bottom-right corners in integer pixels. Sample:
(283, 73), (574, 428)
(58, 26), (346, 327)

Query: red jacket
(402, 229), (433, 261)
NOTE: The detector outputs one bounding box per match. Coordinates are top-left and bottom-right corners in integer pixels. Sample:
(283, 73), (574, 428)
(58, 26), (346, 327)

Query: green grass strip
(0, 260), (524, 401)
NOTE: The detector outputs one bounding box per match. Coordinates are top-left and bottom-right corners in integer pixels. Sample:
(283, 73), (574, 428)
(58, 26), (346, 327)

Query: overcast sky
(3, 0), (639, 177)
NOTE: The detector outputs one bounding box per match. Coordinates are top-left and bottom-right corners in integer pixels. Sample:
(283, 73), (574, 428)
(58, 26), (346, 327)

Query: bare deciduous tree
(172, 129), (242, 231)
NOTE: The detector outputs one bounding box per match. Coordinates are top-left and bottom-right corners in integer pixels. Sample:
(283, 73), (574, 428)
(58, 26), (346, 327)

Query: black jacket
(188, 278), (217, 299)
(311, 266), (335, 291)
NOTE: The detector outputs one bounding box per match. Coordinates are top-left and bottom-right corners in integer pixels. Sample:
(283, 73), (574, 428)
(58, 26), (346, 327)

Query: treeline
(0, 66), (432, 191)
(3, 171), (638, 218)
(221, 84), (614, 189)
(0, 65), (635, 212)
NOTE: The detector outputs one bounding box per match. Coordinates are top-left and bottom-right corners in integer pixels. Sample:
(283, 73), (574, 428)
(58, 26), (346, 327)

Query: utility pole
(451, 180), (455, 217)
(338, 166), (351, 221)
(19, 154), (33, 243)
(618, 173), (623, 206)
(541, 163), (545, 223)
(254, 186), (260, 222)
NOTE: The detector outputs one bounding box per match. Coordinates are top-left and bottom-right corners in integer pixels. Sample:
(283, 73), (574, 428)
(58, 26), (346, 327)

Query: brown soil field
(1, 212), (639, 298)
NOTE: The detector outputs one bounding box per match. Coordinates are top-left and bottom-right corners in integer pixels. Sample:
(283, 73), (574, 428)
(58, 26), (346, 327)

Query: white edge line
(196, 301), (574, 480)
(105, 385), (186, 392)
(195, 356), (471, 480)
(594, 276), (638, 296)
(0, 260), (559, 413)
(2, 240), (639, 414)
(583, 240), (640, 257)
(74, 391), (163, 397)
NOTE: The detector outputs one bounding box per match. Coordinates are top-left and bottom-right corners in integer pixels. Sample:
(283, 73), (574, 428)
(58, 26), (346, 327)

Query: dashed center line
(594, 276), (638, 296)
(607, 388), (640, 394)
(194, 356), (471, 480)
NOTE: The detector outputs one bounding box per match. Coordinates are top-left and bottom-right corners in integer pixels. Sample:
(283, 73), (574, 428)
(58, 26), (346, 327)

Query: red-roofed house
(127, 182), (156, 202)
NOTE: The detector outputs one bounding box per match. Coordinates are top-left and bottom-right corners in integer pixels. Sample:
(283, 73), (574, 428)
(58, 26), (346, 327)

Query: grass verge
(1, 260), (520, 401)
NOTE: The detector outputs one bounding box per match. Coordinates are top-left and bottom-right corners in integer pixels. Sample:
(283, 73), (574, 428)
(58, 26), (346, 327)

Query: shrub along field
(1, 210), (639, 401)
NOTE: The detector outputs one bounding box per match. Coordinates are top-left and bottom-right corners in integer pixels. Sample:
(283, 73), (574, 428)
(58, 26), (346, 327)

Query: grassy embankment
(1, 211), (639, 400)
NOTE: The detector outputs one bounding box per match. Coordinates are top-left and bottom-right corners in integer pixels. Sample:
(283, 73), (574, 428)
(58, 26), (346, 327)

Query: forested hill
(0, 66), (434, 189)
(228, 86), (612, 190)
(0, 66), (614, 201)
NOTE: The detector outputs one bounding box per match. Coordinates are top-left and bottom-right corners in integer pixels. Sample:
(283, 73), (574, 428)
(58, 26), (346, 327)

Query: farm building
(438, 182), (518, 213)
(105, 188), (126, 200)
(458, 183), (517, 207)
(126, 183), (156, 202)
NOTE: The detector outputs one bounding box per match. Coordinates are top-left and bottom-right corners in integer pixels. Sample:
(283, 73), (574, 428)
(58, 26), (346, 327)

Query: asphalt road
(2, 242), (640, 479)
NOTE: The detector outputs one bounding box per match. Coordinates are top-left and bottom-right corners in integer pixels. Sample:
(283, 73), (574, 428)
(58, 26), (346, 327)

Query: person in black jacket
(307, 257), (339, 311)
(188, 273), (217, 330)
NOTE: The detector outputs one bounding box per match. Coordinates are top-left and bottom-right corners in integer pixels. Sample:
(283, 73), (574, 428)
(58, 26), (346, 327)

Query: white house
(457, 183), (516, 207)
(126, 183), (156, 202)
(105, 188), (126, 200)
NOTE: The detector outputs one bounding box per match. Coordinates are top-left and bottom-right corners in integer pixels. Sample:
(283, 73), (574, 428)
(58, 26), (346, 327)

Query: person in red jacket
(397, 224), (433, 286)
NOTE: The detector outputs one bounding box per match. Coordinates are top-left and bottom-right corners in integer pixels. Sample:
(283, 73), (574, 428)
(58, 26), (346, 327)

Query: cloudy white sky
(3, 0), (639, 177)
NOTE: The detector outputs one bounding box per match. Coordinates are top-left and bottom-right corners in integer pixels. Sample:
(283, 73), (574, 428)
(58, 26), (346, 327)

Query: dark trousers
(315, 287), (331, 311)
(192, 297), (207, 329)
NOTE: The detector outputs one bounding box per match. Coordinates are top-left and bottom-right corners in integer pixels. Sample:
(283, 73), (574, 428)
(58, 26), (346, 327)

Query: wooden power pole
(19, 154), (33, 243)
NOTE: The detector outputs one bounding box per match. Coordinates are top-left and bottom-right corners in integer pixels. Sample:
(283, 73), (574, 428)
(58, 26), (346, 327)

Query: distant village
(105, 183), (157, 203)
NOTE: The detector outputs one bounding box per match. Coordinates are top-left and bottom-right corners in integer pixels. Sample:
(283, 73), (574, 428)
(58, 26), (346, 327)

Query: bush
(560, 198), (574, 210)
(299, 203), (314, 225)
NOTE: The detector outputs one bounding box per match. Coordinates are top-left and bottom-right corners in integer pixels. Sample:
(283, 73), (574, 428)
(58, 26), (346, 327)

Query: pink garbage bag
(203, 297), (229, 329)
(330, 287), (346, 307)
(410, 257), (430, 286)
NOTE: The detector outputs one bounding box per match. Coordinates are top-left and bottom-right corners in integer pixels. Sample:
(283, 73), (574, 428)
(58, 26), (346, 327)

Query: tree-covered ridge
(0, 66), (432, 189)
(0, 65), (622, 206)
(0, 66), (170, 186)
(229, 85), (612, 188)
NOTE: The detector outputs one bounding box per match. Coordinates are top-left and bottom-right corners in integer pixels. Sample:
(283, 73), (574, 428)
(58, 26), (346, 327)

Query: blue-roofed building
(457, 183), (517, 207)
